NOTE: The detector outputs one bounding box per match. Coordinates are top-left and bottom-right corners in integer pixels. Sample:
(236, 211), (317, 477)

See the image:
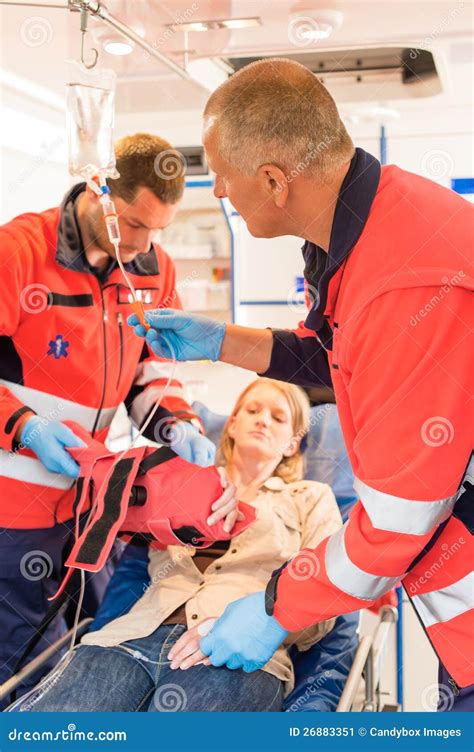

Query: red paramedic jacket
(263, 149), (474, 687)
(0, 183), (200, 529)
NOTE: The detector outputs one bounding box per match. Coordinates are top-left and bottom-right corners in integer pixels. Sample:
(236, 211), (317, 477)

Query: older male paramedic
(129, 59), (474, 711)
(0, 132), (238, 701)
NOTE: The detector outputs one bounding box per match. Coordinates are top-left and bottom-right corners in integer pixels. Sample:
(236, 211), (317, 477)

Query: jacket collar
(262, 476), (287, 491)
(55, 182), (160, 281)
(304, 148), (381, 336)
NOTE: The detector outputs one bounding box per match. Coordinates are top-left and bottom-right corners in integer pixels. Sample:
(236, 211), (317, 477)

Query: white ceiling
(0, 0), (472, 117)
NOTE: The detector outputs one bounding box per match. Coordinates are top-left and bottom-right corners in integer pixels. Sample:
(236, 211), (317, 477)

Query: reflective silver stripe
(0, 450), (74, 490)
(412, 572), (474, 628)
(130, 386), (186, 425)
(325, 525), (402, 601)
(354, 478), (456, 536)
(1, 379), (116, 432)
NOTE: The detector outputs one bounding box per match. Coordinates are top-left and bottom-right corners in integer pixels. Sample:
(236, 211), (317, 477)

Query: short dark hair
(110, 133), (185, 204)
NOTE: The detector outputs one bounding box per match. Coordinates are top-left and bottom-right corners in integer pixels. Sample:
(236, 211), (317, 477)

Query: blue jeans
(28, 624), (284, 712)
(0, 521), (123, 710)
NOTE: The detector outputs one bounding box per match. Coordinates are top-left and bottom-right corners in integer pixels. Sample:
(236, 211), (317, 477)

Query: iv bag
(66, 61), (119, 181)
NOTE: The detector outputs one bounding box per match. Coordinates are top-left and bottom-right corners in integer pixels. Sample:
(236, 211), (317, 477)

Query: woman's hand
(207, 467), (244, 534)
(168, 619), (217, 670)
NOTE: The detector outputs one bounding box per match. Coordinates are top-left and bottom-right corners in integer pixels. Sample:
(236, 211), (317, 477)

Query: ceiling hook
(80, 8), (99, 69)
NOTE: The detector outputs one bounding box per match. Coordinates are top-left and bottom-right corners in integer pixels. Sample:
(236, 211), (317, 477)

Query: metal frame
(0, 617), (92, 705)
(337, 606), (400, 712)
(0, 0), (192, 82)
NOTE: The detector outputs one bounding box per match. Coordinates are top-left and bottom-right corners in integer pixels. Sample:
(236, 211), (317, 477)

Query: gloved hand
(127, 309), (226, 362)
(21, 417), (86, 478)
(169, 421), (216, 467)
(199, 591), (288, 672)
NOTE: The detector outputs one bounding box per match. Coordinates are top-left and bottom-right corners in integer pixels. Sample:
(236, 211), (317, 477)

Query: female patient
(26, 378), (342, 712)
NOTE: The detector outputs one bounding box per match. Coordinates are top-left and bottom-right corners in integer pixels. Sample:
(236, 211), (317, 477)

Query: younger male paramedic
(0, 133), (237, 702)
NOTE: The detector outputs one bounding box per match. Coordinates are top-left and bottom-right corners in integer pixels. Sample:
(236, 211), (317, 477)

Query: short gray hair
(204, 58), (354, 179)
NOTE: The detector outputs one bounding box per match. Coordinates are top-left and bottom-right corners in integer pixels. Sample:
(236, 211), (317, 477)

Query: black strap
(71, 476), (85, 521)
(137, 446), (178, 475)
(74, 457), (134, 566)
(47, 292), (94, 307)
(4, 405), (34, 435)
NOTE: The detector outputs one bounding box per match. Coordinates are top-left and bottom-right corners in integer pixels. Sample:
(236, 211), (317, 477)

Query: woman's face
(228, 384), (298, 462)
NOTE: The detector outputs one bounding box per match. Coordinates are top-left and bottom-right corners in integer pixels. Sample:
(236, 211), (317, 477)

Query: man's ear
(282, 436), (300, 458)
(256, 164), (289, 208)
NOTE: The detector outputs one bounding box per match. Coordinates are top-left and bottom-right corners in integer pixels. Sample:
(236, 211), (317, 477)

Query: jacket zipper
(91, 284), (108, 437)
(448, 677), (460, 696)
(116, 312), (124, 390)
(404, 585), (460, 698)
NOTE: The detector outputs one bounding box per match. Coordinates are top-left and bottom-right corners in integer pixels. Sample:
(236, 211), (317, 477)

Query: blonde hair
(218, 378), (310, 484)
(204, 58), (354, 179)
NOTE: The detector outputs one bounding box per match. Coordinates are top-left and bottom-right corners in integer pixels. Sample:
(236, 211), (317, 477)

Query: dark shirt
(260, 148), (381, 387)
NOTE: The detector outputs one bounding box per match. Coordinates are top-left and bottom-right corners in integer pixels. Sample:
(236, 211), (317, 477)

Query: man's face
(88, 186), (179, 263)
(203, 124), (286, 239)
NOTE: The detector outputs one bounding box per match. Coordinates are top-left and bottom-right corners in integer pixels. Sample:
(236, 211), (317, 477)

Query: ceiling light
(169, 17), (261, 33)
(103, 37), (134, 56)
(219, 18), (261, 30)
(175, 21), (210, 32)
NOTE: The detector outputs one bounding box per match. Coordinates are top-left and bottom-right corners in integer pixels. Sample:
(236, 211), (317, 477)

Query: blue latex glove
(199, 591), (289, 672)
(127, 309), (226, 362)
(169, 421), (216, 467)
(21, 417), (86, 478)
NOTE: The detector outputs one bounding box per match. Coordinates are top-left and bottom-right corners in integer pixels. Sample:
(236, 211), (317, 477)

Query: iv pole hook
(80, 8), (99, 69)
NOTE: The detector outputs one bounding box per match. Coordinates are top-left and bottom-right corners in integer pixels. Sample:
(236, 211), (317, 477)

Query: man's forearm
(220, 325), (273, 373)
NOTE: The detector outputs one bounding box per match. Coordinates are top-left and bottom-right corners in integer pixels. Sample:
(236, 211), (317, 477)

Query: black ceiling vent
(223, 47), (441, 101)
